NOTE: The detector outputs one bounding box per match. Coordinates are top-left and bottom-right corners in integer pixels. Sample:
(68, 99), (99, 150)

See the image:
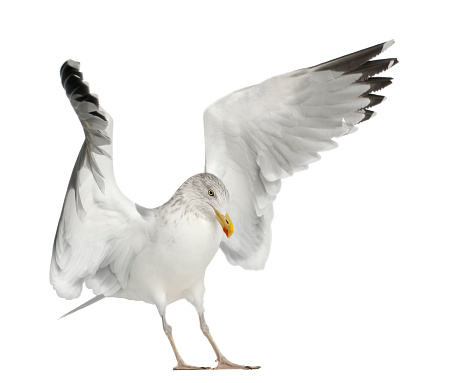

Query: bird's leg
(199, 313), (260, 370)
(161, 315), (210, 370)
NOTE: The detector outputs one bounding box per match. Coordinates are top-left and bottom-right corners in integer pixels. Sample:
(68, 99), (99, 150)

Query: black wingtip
(390, 58), (399, 67)
(361, 77), (393, 95)
(314, 40), (394, 73)
(60, 60), (100, 108)
(60, 59), (80, 76)
(365, 94), (386, 108)
(310, 40), (397, 126)
(60, 60), (87, 96)
(358, 109), (375, 124)
(346, 58), (398, 81)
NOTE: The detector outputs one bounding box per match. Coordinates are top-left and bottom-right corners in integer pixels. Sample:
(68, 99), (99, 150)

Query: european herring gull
(51, 40), (397, 370)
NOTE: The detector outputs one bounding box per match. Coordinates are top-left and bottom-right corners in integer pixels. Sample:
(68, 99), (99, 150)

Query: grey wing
(204, 41), (397, 270)
(50, 60), (149, 299)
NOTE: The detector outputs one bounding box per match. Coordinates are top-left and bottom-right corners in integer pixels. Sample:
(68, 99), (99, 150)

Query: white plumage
(51, 41), (397, 369)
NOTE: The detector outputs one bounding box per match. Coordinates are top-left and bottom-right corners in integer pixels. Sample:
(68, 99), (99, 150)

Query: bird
(51, 40), (397, 370)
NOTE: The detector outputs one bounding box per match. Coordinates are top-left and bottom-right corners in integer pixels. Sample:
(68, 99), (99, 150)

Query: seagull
(51, 40), (397, 370)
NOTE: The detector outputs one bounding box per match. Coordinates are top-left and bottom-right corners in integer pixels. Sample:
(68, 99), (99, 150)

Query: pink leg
(199, 313), (260, 370)
(162, 315), (210, 370)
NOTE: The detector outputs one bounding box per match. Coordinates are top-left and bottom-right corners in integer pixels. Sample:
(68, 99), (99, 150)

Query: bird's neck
(160, 192), (214, 224)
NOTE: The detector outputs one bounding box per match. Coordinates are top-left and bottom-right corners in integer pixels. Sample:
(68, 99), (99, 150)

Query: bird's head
(169, 173), (233, 238)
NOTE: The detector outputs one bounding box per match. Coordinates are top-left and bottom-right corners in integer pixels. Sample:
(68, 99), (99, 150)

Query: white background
(1, 1), (449, 382)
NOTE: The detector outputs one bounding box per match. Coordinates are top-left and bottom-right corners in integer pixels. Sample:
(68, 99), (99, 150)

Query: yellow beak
(214, 209), (234, 238)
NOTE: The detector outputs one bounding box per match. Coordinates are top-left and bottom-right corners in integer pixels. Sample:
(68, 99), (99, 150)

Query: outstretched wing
(50, 60), (149, 299)
(204, 40), (398, 270)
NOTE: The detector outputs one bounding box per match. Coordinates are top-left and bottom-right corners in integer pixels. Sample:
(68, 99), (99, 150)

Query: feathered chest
(150, 211), (223, 268)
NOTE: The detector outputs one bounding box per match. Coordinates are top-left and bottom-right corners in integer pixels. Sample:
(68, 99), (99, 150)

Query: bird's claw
(173, 363), (211, 370)
(213, 356), (260, 370)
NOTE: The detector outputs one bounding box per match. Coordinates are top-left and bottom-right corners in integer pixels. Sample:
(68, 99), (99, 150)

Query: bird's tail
(58, 295), (105, 319)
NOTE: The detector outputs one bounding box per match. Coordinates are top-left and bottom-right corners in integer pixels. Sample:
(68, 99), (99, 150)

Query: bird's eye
(208, 189), (215, 197)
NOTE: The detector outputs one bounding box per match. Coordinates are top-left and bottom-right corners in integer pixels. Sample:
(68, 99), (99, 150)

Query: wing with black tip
(204, 41), (397, 270)
(50, 60), (149, 299)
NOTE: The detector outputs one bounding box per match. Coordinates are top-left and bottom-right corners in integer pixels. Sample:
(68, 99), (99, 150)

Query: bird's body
(113, 176), (226, 309)
(118, 214), (219, 305)
(51, 41), (397, 370)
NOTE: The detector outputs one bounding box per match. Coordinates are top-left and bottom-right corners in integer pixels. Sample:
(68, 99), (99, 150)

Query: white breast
(115, 213), (223, 306)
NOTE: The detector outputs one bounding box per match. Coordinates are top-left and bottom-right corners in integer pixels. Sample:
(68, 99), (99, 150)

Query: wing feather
(204, 41), (397, 270)
(50, 60), (148, 299)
